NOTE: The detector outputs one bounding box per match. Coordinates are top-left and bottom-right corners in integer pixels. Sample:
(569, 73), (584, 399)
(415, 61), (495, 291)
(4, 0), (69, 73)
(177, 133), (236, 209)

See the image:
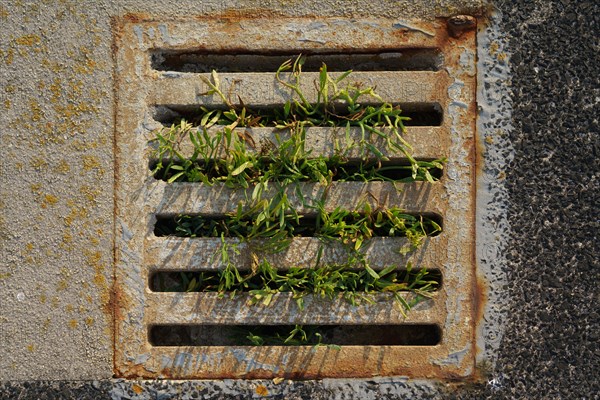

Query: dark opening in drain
(153, 213), (443, 238)
(150, 159), (444, 183)
(150, 268), (442, 292)
(153, 103), (443, 127)
(149, 324), (441, 346)
(151, 50), (442, 73)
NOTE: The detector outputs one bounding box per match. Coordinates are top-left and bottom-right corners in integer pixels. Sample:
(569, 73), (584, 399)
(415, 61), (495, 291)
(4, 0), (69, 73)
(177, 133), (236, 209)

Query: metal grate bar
(152, 181), (446, 216)
(145, 237), (448, 272)
(114, 16), (478, 380)
(149, 71), (447, 107)
(145, 292), (444, 325)
(148, 126), (447, 161)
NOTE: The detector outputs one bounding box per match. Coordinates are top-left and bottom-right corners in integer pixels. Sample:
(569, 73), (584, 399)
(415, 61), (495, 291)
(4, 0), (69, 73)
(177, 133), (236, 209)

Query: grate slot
(153, 103), (443, 127)
(150, 269), (442, 292)
(151, 50), (443, 73)
(151, 159), (444, 182)
(149, 324), (442, 346)
(153, 213), (443, 238)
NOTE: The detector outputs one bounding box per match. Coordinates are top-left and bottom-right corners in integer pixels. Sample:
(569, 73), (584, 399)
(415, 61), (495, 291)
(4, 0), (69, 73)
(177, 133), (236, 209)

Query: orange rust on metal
(117, 361), (159, 380)
(122, 13), (154, 24)
(447, 15), (478, 39)
(464, 18), (490, 370)
(113, 16), (480, 380)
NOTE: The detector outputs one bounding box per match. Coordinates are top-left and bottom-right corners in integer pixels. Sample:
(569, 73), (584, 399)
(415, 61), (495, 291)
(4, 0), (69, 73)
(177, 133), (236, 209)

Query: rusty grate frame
(113, 15), (479, 379)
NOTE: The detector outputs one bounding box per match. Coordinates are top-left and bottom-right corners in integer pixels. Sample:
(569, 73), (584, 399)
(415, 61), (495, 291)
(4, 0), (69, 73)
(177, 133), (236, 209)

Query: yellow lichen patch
(41, 193), (59, 209)
(79, 185), (100, 206)
(0, 272), (12, 280)
(68, 319), (78, 329)
(73, 57), (97, 75)
(2, 48), (14, 65)
(61, 231), (73, 250)
(49, 77), (62, 103)
(54, 159), (71, 174)
(29, 99), (44, 122)
(4, 85), (15, 94)
(30, 157), (48, 171)
(14, 34), (45, 54)
(65, 304), (74, 313)
(42, 318), (51, 332)
(85, 317), (94, 326)
(55, 101), (98, 119)
(60, 266), (71, 278)
(85, 250), (102, 266)
(27, 344), (35, 352)
(4, 99), (10, 109)
(255, 385), (269, 396)
(93, 273), (105, 286)
(71, 45), (99, 75)
(82, 155), (105, 176)
(132, 384), (145, 394)
(30, 183), (42, 195)
(40, 293), (47, 303)
(51, 296), (59, 308)
(82, 155), (100, 170)
(45, 247), (56, 259)
(86, 250), (107, 288)
(57, 267), (71, 291)
(22, 242), (39, 265)
(56, 279), (68, 291)
(41, 58), (65, 73)
(64, 200), (89, 227)
(489, 41), (499, 57)
(67, 79), (84, 99)
(0, 6), (8, 19)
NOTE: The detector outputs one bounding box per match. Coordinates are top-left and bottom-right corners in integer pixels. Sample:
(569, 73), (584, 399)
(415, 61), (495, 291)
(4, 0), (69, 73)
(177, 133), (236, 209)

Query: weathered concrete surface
(1, 0), (597, 398)
(0, 1), (116, 380)
(0, 0), (486, 383)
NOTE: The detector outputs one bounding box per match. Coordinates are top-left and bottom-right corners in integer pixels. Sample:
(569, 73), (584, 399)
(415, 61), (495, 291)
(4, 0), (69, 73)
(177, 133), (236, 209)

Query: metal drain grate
(114, 16), (478, 379)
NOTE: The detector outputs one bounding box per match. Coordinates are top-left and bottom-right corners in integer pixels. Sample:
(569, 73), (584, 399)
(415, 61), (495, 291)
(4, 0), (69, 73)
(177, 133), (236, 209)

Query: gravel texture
(471, 0), (599, 398)
(450, 0), (600, 397)
(1, 0), (598, 398)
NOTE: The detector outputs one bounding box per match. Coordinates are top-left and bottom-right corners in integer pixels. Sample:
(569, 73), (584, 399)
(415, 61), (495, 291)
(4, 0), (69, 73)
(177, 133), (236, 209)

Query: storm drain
(114, 16), (478, 379)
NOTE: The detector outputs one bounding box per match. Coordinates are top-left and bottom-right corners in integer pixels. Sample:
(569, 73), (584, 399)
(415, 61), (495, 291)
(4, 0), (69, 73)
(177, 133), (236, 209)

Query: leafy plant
(151, 55), (445, 185)
(159, 260), (439, 317)
(242, 325), (338, 348)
